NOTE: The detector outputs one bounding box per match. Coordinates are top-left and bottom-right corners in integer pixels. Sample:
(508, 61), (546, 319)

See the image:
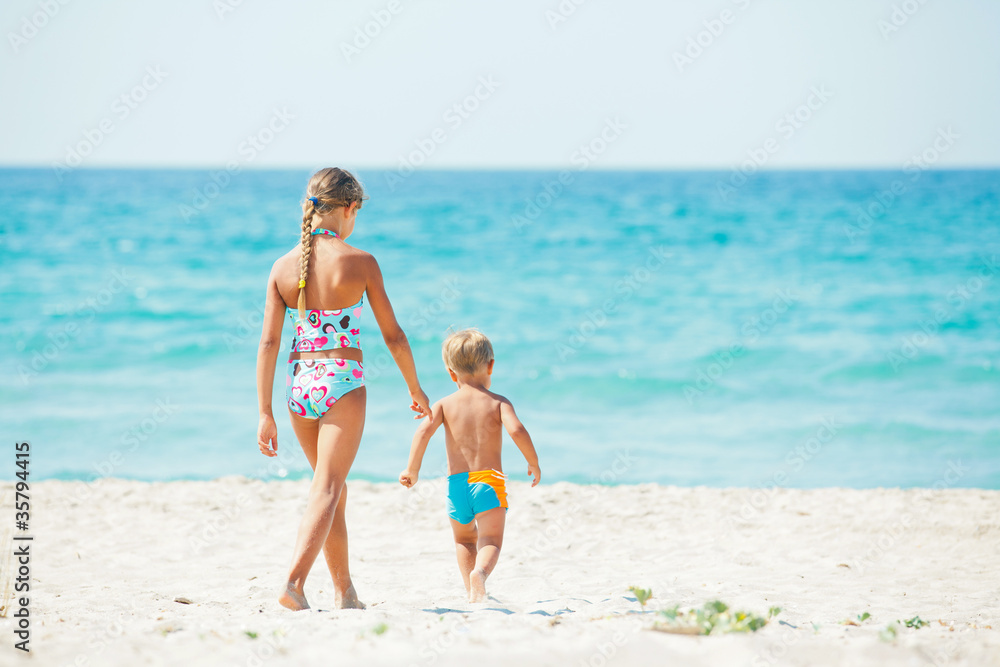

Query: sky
(2, 0), (999, 170)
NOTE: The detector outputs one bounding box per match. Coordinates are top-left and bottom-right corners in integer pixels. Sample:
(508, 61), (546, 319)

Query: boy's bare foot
(469, 569), (487, 603)
(278, 583), (309, 611)
(335, 584), (366, 610)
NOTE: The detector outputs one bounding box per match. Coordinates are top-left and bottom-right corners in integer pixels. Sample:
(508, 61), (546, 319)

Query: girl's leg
(321, 485), (364, 609)
(449, 518), (478, 594)
(280, 387), (366, 610)
(288, 403), (365, 609)
(468, 507), (505, 603)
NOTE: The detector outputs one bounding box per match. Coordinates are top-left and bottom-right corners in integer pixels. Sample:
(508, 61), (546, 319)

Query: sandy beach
(1, 478), (998, 666)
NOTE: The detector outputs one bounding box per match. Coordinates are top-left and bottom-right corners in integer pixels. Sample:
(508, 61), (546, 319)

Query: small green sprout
(628, 586), (653, 608)
(244, 630), (258, 639)
(842, 611), (872, 626)
(372, 622), (389, 636)
(879, 622), (899, 642)
(903, 616), (927, 629)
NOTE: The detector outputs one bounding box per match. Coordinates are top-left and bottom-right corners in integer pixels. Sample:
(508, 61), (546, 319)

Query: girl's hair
(297, 167), (368, 318)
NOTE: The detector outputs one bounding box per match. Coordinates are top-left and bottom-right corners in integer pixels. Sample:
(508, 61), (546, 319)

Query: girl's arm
(399, 401), (444, 487)
(364, 255), (431, 418)
(256, 265), (285, 457)
(500, 399), (540, 486)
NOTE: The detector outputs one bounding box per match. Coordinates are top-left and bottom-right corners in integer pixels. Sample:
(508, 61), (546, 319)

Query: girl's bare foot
(335, 583), (366, 610)
(278, 583), (309, 611)
(469, 569), (487, 603)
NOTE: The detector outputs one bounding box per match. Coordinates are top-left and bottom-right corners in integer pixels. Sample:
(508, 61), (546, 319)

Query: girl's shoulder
(271, 246), (300, 273)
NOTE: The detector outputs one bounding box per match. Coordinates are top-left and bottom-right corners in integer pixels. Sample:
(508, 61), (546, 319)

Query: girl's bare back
(272, 239), (370, 312)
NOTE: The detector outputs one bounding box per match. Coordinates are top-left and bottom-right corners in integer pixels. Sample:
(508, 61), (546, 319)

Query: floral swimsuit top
(287, 297), (364, 352)
(287, 228), (363, 353)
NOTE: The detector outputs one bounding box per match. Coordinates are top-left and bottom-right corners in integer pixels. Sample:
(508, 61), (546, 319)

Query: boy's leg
(449, 518), (478, 594)
(469, 507), (505, 603)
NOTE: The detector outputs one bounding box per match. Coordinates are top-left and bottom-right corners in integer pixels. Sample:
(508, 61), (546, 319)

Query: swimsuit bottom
(286, 357), (364, 420)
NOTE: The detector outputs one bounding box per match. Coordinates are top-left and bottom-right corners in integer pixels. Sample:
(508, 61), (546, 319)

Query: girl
(255, 167), (431, 611)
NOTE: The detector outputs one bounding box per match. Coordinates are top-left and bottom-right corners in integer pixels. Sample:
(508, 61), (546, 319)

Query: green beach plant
(628, 586), (653, 608)
(842, 611), (871, 626)
(879, 622), (899, 642)
(903, 616), (928, 629)
(652, 600), (780, 635)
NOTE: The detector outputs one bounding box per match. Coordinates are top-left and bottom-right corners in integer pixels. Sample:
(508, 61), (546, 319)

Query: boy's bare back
(439, 386), (510, 475)
(398, 329), (539, 491)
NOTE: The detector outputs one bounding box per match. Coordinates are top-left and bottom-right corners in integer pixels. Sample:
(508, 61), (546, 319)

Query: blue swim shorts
(446, 469), (508, 524)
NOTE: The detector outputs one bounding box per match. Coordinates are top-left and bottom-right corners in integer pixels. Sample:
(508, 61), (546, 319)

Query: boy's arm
(399, 400), (444, 487)
(499, 399), (540, 487)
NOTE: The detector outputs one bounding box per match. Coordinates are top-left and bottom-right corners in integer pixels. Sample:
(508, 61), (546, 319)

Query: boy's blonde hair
(442, 329), (494, 376)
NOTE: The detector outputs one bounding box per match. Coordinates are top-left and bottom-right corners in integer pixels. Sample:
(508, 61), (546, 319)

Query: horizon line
(2, 163), (999, 173)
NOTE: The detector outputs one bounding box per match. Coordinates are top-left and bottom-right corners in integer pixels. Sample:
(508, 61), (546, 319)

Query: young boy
(399, 329), (540, 603)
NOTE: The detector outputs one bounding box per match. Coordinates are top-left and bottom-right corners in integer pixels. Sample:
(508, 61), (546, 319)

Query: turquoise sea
(1, 168), (998, 488)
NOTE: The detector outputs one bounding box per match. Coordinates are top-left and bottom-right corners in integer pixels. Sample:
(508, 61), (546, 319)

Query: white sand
(1, 478), (998, 666)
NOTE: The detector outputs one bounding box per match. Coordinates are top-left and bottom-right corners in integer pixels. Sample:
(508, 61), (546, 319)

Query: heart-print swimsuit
(285, 228), (365, 419)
